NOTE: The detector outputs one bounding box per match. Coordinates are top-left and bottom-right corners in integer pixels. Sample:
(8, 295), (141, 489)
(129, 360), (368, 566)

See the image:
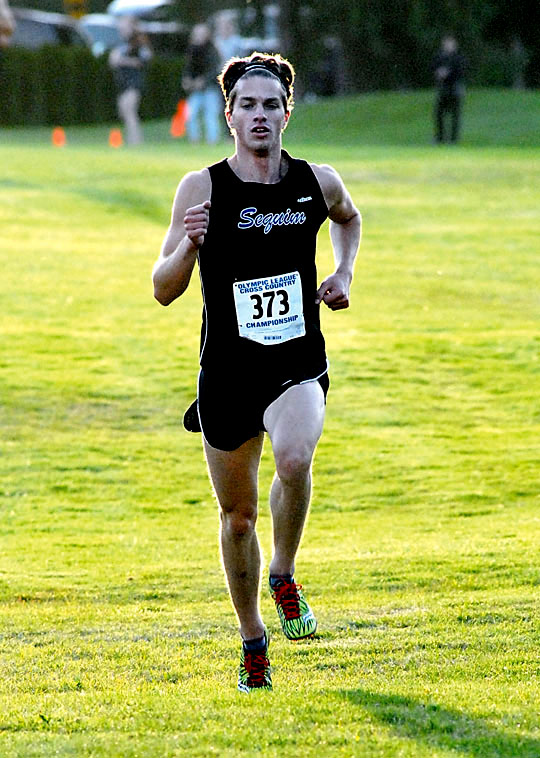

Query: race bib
(233, 271), (306, 345)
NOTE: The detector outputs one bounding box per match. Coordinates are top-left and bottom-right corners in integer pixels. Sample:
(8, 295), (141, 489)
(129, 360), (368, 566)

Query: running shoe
(237, 634), (272, 693)
(269, 577), (317, 640)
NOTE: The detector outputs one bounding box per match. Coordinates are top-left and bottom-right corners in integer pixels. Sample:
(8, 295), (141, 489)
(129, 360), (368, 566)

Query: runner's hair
(218, 52), (295, 112)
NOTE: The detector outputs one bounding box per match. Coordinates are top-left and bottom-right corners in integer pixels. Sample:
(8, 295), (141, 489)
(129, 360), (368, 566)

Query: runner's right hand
(184, 200), (211, 249)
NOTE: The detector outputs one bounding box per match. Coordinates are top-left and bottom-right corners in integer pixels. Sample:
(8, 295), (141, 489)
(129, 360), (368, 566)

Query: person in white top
(213, 14), (244, 64)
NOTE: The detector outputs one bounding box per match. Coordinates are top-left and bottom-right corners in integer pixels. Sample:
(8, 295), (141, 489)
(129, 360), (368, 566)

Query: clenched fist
(315, 272), (351, 311)
(185, 200), (211, 249)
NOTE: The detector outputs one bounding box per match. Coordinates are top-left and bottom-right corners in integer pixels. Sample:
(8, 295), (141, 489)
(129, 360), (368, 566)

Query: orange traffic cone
(109, 128), (123, 148)
(170, 99), (188, 138)
(52, 127), (66, 147)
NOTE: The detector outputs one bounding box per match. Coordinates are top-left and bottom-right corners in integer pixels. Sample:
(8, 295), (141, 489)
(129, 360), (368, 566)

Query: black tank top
(197, 151), (329, 384)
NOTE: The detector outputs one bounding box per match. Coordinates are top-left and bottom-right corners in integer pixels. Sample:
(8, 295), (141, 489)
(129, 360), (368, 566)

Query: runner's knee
(220, 502), (258, 537)
(274, 447), (312, 486)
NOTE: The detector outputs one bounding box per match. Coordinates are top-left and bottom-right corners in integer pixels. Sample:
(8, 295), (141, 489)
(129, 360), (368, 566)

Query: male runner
(153, 53), (361, 692)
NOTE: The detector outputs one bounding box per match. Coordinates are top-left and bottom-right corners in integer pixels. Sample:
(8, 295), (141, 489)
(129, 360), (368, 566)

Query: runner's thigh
(204, 433), (264, 509)
(263, 381), (325, 464)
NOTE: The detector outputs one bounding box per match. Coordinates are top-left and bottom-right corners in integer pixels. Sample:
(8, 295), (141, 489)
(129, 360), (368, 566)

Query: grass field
(1, 89), (539, 757)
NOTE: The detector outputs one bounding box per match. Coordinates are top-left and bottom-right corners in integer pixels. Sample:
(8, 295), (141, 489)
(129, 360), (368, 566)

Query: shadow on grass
(339, 689), (539, 758)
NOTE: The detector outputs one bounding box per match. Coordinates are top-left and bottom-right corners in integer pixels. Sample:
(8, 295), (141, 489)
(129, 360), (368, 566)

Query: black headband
(228, 63), (287, 99)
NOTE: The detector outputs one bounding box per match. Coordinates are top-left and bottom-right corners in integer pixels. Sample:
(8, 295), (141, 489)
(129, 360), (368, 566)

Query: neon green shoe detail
(269, 578), (317, 640)
(237, 636), (272, 693)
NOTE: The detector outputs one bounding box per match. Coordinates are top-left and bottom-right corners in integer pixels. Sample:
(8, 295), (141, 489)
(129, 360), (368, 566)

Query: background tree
(8, 0), (540, 88)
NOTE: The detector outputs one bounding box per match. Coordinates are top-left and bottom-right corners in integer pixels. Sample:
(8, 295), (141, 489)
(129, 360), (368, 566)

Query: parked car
(10, 8), (91, 49)
(79, 13), (188, 58)
(77, 14), (120, 56)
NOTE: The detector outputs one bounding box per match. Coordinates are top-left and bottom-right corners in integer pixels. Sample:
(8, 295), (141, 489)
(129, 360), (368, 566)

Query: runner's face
(227, 76), (289, 153)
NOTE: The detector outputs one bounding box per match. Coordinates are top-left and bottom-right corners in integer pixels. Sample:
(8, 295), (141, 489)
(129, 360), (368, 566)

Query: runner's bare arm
(312, 164), (361, 310)
(152, 169), (212, 306)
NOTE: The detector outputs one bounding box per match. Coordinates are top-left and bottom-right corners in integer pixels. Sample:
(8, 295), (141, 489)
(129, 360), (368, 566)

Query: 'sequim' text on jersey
(238, 207), (306, 235)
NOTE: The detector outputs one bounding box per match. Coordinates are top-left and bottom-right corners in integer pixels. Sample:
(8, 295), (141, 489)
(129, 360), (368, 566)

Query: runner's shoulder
(309, 162), (345, 207)
(175, 167), (212, 206)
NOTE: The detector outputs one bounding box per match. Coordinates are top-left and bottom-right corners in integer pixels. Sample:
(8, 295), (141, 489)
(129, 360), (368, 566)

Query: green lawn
(1, 89), (539, 756)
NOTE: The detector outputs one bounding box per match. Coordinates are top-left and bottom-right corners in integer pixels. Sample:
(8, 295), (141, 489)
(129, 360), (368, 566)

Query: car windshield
(12, 19), (59, 47)
(82, 23), (121, 47)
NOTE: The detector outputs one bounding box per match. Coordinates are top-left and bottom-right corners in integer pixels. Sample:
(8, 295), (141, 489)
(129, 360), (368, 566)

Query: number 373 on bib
(233, 271), (306, 345)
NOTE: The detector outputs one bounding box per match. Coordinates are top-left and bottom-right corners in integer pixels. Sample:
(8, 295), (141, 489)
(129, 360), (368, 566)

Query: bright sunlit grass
(1, 89), (539, 757)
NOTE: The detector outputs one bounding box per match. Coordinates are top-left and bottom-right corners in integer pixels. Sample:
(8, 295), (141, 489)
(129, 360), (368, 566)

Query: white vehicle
(106, 0), (175, 19)
(10, 8), (91, 49)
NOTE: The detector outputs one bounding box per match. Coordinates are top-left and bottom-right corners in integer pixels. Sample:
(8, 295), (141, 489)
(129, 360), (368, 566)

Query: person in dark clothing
(109, 16), (153, 145)
(432, 35), (466, 144)
(182, 23), (222, 144)
(152, 53), (361, 692)
(308, 35), (346, 98)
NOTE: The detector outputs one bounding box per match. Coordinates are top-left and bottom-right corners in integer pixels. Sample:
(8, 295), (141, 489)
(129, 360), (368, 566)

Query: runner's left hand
(315, 273), (351, 311)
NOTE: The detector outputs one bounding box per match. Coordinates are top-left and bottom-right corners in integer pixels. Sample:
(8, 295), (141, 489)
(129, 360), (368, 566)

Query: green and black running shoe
(237, 634), (272, 693)
(269, 577), (317, 640)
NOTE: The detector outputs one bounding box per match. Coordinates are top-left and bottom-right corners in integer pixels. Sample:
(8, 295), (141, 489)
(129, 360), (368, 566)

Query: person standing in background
(0, 0), (14, 48)
(0, 0), (14, 97)
(213, 13), (244, 65)
(510, 36), (528, 91)
(182, 23), (222, 145)
(109, 16), (153, 146)
(432, 35), (466, 144)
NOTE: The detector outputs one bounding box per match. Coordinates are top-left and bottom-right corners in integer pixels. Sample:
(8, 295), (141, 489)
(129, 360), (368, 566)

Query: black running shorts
(184, 370), (329, 451)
